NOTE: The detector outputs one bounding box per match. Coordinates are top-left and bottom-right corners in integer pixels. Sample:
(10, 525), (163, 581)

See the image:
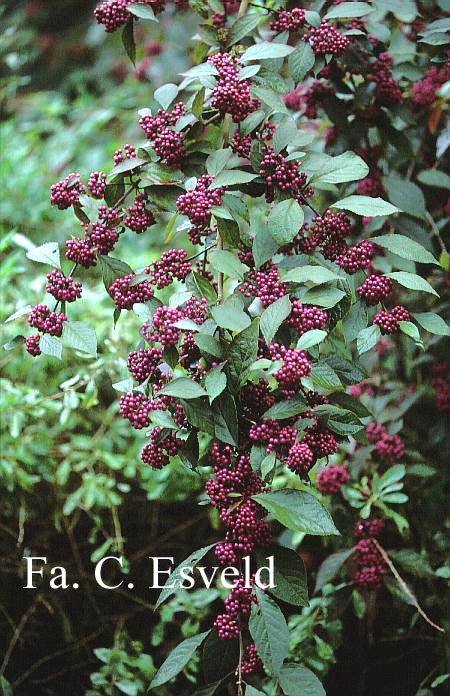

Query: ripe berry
(65, 237), (97, 268)
(50, 173), (83, 210)
(287, 442), (315, 475)
(109, 274), (154, 310)
(87, 171), (107, 199)
(316, 465), (350, 494)
(46, 269), (82, 303)
(26, 334), (41, 356)
(357, 274), (393, 305)
(28, 304), (67, 337)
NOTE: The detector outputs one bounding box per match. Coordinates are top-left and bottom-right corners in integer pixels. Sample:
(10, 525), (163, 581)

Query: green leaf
(210, 170), (258, 189)
(155, 545), (215, 608)
(205, 365), (227, 403)
(159, 377), (207, 400)
(127, 2), (158, 21)
(431, 674), (450, 689)
(239, 109), (266, 136)
(99, 255), (134, 291)
(260, 295), (292, 345)
(288, 43), (315, 82)
(311, 152), (369, 185)
(388, 549), (434, 578)
(194, 333), (224, 359)
(251, 85), (289, 115)
(268, 199), (304, 246)
(256, 545), (308, 607)
(4, 305), (33, 323)
(0, 677), (13, 696)
(150, 631), (210, 688)
(314, 549), (353, 592)
(417, 169), (450, 189)
(253, 226), (278, 268)
(116, 680), (138, 696)
(297, 329), (327, 350)
(331, 196), (401, 217)
(181, 398), (215, 435)
(249, 589), (289, 676)
(383, 173), (426, 220)
(227, 13), (264, 46)
(27, 242), (60, 269)
(357, 325), (381, 354)
(253, 489), (340, 535)
(154, 83), (178, 110)
(109, 156), (147, 179)
(370, 234), (439, 265)
(399, 320), (424, 346)
(202, 631), (238, 684)
(209, 250), (249, 280)
(191, 271), (217, 304)
(241, 42), (294, 62)
(39, 334), (62, 360)
(227, 318), (259, 392)
(413, 312), (450, 336)
(310, 362), (342, 391)
(387, 271), (439, 296)
(206, 148), (232, 177)
(283, 265), (340, 285)
(62, 321), (97, 356)
(213, 391), (238, 446)
(273, 120), (298, 154)
(121, 19), (136, 66)
(263, 396), (306, 420)
(211, 296), (251, 332)
(325, 1), (373, 19)
(279, 664), (326, 696)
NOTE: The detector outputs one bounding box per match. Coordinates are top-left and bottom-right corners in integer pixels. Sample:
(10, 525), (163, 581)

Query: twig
(0, 598), (39, 677)
(237, 630), (244, 696)
(426, 211), (446, 253)
(111, 505), (124, 556)
(373, 540), (444, 633)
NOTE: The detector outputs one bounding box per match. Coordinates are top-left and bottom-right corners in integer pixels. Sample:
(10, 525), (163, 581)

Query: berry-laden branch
(12, 0), (450, 693)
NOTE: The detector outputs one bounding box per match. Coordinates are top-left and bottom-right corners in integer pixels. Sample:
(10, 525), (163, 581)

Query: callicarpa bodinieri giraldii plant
(9, 0), (450, 693)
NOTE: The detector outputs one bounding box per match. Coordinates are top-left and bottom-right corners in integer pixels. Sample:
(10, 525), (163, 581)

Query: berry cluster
(269, 344), (312, 397)
(368, 52), (403, 106)
(65, 237), (97, 268)
(240, 264), (287, 307)
(373, 306), (410, 334)
(113, 143), (137, 165)
(142, 306), (183, 347)
(127, 347), (162, 382)
(50, 173), (83, 210)
(147, 248), (191, 289)
(286, 300), (328, 335)
(28, 304), (67, 337)
(108, 273), (154, 310)
(412, 65), (449, 106)
(124, 194), (155, 233)
(94, 0), (131, 33)
(208, 52), (259, 123)
(141, 427), (183, 468)
(353, 519), (386, 590)
(88, 221), (119, 254)
(431, 363), (450, 412)
(177, 174), (225, 242)
(366, 422), (405, 463)
(46, 269), (82, 303)
(336, 241), (375, 274)
(305, 20), (350, 57)
(310, 210), (351, 260)
(87, 171), (107, 199)
(316, 465), (350, 494)
(270, 8), (306, 34)
(139, 102), (186, 166)
(357, 274), (393, 305)
(259, 146), (308, 203)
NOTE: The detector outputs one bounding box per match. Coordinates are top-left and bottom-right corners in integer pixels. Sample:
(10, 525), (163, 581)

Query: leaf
(249, 589), (289, 676)
(158, 377), (207, 400)
(240, 109), (266, 136)
(251, 85), (289, 115)
(279, 664), (326, 696)
(256, 545), (308, 607)
(399, 320), (424, 346)
(211, 297), (251, 332)
(27, 242), (60, 269)
(388, 549), (434, 579)
(370, 234), (439, 265)
(417, 169), (450, 189)
(241, 42), (295, 62)
(297, 329), (327, 350)
(213, 391), (238, 446)
(121, 19), (136, 66)
(387, 272), (439, 296)
(288, 43), (315, 82)
(4, 305), (32, 323)
(260, 295), (292, 345)
(206, 148), (232, 177)
(181, 398), (215, 435)
(39, 334), (62, 360)
(273, 120), (298, 154)
(331, 196), (401, 217)
(210, 170), (258, 189)
(268, 199), (304, 246)
(314, 549), (354, 592)
(209, 250), (248, 280)
(150, 631), (210, 688)
(283, 265), (340, 285)
(357, 325), (381, 354)
(227, 318), (259, 392)
(99, 255), (134, 292)
(227, 13), (264, 46)
(205, 365), (227, 403)
(263, 396), (306, 420)
(253, 226), (278, 268)
(413, 312), (450, 336)
(127, 2), (158, 20)
(383, 173), (426, 220)
(194, 333), (224, 359)
(109, 156), (147, 178)
(202, 631), (238, 684)
(325, 1), (373, 19)
(310, 362), (342, 391)
(154, 83), (178, 110)
(191, 271), (217, 304)
(155, 545), (215, 608)
(312, 152), (369, 185)
(253, 489), (340, 535)
(62, 321), (97, 356)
